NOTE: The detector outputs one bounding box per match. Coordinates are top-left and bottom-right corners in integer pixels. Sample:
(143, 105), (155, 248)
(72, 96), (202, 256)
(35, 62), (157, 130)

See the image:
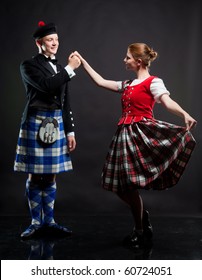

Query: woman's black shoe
(123, 210), (153, 249)
(123, 230), (144, 248)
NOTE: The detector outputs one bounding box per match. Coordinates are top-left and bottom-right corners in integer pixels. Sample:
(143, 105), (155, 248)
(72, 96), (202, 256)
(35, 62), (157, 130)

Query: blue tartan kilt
(14, 109), (73, 174)
(102, 118), (196, 193)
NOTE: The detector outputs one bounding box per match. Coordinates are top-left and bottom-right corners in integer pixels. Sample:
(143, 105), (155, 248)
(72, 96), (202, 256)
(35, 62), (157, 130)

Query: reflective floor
(1, 214), (202, 260)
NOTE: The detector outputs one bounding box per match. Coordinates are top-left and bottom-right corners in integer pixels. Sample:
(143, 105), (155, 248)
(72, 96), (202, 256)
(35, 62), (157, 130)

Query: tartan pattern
(26, 180), (43, 225)
(102, 118), (196, 193)
(42, 182), (56, 225)
(14, 110), (72, 174)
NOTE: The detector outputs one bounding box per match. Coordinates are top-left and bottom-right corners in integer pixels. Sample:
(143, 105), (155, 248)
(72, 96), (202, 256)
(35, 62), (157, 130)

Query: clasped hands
(68, 51), (83, 70)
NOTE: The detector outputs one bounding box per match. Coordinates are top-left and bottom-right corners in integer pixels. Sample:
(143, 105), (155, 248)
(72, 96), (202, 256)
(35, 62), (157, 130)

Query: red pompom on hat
(38, 21), (46, 27)
(33, 21), (57, 39)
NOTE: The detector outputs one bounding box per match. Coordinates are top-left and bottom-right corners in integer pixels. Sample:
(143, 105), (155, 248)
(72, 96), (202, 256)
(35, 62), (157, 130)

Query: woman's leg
(117, 189), (153, 246)
(118, 189), (143, 231)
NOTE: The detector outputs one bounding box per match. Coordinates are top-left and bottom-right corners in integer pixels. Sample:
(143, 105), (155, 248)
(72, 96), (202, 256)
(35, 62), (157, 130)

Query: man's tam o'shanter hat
(33, 21), (57, 39)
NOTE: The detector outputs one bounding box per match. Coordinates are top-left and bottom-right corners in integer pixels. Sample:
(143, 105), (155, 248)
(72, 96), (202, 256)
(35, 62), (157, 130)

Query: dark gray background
(1, 0), (201, 217)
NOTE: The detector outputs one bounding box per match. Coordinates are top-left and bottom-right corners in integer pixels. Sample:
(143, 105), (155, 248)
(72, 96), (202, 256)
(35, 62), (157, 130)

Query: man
(14, 21), (81, 239)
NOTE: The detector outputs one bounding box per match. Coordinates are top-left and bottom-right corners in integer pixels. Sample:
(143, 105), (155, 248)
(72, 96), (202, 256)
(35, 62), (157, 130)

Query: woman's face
(39, 33), (59, 56)
(124, 50), (138, 71)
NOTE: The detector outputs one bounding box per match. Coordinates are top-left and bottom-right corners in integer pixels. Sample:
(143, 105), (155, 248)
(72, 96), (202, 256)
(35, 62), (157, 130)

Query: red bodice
(118, 76), (156, 125)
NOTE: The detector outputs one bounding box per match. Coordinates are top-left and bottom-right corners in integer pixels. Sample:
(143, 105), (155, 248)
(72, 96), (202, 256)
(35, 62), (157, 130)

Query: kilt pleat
(102, 118), (196, 192)
(14, 110), (72, 174)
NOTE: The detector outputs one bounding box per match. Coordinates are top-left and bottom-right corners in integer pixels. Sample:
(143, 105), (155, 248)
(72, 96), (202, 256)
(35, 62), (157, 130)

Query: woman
(74, 43), (197, 248)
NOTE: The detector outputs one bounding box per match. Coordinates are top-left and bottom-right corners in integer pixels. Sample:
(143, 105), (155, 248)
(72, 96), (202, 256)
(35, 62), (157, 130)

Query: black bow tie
(45, 56), (58, 65)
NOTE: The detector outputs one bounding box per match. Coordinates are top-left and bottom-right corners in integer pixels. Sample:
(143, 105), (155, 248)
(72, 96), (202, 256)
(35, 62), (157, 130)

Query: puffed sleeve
(116, 80), (131, 93)
(150, 77), (170, 103)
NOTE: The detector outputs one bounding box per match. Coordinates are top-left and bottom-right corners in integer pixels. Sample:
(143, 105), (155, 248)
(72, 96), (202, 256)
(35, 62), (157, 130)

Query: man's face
(40, 33), (59, 56)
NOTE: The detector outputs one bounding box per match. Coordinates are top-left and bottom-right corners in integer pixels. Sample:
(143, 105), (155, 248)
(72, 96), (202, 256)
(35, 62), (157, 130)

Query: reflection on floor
(0, 214), (202, 260)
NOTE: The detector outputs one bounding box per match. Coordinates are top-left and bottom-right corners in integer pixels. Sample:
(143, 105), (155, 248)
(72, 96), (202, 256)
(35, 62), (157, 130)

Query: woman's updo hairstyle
(128, 43), (158, 67)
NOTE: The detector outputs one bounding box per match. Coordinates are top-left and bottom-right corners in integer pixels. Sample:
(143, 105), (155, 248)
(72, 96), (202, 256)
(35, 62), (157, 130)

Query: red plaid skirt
(102, 118), (196, 193)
